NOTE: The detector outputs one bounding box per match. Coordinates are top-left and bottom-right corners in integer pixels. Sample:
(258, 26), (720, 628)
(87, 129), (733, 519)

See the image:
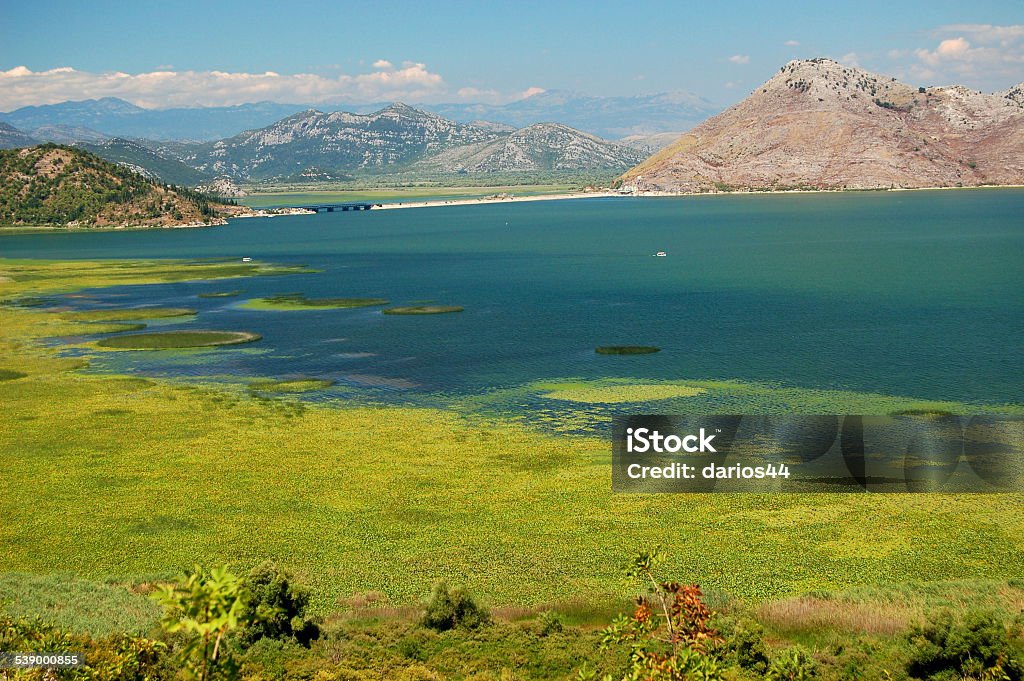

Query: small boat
(655, 251), (667, 257)
(242, 257), (252, 262)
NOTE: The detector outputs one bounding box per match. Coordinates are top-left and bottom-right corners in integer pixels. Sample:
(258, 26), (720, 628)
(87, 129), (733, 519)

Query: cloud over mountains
(0, 62), (449, 109)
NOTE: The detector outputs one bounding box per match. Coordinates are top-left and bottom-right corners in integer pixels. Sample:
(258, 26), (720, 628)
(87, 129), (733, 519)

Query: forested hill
(0, 144), (236, 228)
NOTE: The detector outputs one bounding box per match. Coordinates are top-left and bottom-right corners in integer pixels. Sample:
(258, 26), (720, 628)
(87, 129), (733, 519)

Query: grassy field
(239, 185), (578, 208)
(1, 258), (1023, 627)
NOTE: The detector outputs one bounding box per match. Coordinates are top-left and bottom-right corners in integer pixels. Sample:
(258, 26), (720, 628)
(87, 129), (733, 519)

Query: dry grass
(758, 595), (917, 636)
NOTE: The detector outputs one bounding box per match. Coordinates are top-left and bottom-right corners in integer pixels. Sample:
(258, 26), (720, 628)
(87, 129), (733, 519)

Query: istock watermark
(611, 415), (1024, 493)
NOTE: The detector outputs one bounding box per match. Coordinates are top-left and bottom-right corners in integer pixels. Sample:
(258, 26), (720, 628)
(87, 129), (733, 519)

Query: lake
(2, 190), (1022, 408)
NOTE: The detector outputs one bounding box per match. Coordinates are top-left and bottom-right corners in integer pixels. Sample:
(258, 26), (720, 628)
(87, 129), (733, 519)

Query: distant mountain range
(423, 90), (718, 139)
(411, 122), (646, 173)
(0, 90), (716, 142)
(174, 103), (643, 180)
(0, 122), (38, 149)
(76, 138), (213, 187)
(618, 59), (1024, 192)
(0, 98), (311, 141)
(0, 102), (644, 183)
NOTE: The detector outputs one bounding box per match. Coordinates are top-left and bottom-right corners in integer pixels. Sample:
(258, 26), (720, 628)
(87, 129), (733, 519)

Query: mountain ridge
(0, 90), (720, 142)
(618, 59), (1024, 192)
(178, 103), (640, 180)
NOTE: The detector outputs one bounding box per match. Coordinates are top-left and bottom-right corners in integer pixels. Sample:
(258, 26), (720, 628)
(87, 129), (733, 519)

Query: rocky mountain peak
(617, 59), (1024, 193)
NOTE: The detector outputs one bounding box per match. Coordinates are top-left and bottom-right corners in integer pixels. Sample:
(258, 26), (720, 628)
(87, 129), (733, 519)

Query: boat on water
(655, 251), (667, 257)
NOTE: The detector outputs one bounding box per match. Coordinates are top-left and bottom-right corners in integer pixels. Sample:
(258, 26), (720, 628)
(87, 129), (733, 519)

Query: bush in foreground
(906, 609), (1021, 680)
(420, 582), (490, 631)
(240, 561), (320, 647)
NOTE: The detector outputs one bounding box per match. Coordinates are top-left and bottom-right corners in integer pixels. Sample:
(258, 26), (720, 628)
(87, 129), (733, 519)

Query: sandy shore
(622, 185), (1024, 198)
(376, 191), (620, 210)
(373, 184), (1024, 212)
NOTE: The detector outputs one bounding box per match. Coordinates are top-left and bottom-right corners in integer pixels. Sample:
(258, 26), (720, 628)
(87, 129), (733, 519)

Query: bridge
(299, 203), (379, 213)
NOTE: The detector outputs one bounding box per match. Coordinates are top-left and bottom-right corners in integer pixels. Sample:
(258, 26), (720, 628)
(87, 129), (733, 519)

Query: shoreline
(369, 183), (1024, 211)
(4, 184), (1023, 234)
(628, 184), (1024, 198)
(375, 191), (619, 210)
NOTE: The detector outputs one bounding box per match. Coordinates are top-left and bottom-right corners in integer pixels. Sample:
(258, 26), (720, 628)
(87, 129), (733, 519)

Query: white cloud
(371, 59), (393, 69)
(901, 24), (1024, 89)
(517, 86), (546, 99)
(728, 54), (750, 64)
(784, 40), (800, 47)
(934, 24), (1024, 46)
(839, 52), (861, 67)
(0, 63), (448, 109)
(915, 37), (970, 66)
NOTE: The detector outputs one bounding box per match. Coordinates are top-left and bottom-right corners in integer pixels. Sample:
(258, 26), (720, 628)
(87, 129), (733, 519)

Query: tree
(421, 582), (490, 631)
(597, 548), (723, 680)
(153, 565), (252, 681)
(239, 561), (320, 646)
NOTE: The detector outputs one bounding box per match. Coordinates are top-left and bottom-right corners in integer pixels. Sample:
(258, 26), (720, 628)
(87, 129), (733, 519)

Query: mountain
(177, 103), (639, 180)
(618, 59), (1024, 193)
(1, 91), (720, 143)
(77, 138), (213, 186)
(0, 98), (310, 141)
(425, 90), (721, 139)
(179, 103), (502, 179)
(618, 131), (687, 153)
(0, 145), (236, 228)
(413, 123), (644, 172)
(30, 125), (110, 144)
(0, 123), (38, 149)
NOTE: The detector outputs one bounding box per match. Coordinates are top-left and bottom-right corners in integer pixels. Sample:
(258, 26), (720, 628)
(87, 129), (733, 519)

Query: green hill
(0, 144), (234, 228)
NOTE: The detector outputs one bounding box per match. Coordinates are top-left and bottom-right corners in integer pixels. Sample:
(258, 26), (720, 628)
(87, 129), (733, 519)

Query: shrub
(0, 615), (171, 681)
(420, 582), (490, 631)
(240, 561), (321, 647)
(712, 615), (769, 672)
(537, 610), (564, 636)
(153, 565), (251, 681)
(767, 646), (818, 680)
(906, 610), (1020, 680)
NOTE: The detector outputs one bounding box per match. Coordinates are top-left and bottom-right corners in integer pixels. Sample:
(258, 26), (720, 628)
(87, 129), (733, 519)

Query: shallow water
(2, 191), (1022, 405)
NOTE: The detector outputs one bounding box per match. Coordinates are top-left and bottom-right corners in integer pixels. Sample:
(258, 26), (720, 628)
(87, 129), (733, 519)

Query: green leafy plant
(906, 610), (1020, 681)
(538, 609), (565, 636)
(711, 615), (769, 672)
(153, 565), (252, 681)
(598, 548), (723, 680)
(767, 646), (818, 680)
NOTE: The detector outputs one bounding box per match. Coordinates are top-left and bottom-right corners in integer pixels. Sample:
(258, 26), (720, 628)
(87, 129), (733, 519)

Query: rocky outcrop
(617, 59), (1024, 192)
(196, 176), (247, 198)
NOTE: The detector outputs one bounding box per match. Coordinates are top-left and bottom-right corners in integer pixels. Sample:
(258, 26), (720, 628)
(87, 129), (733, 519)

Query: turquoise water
(2, 191), (1022, 405)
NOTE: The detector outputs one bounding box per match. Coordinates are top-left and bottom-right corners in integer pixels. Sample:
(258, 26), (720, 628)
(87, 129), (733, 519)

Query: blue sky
(1, 0), (1022, 109)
